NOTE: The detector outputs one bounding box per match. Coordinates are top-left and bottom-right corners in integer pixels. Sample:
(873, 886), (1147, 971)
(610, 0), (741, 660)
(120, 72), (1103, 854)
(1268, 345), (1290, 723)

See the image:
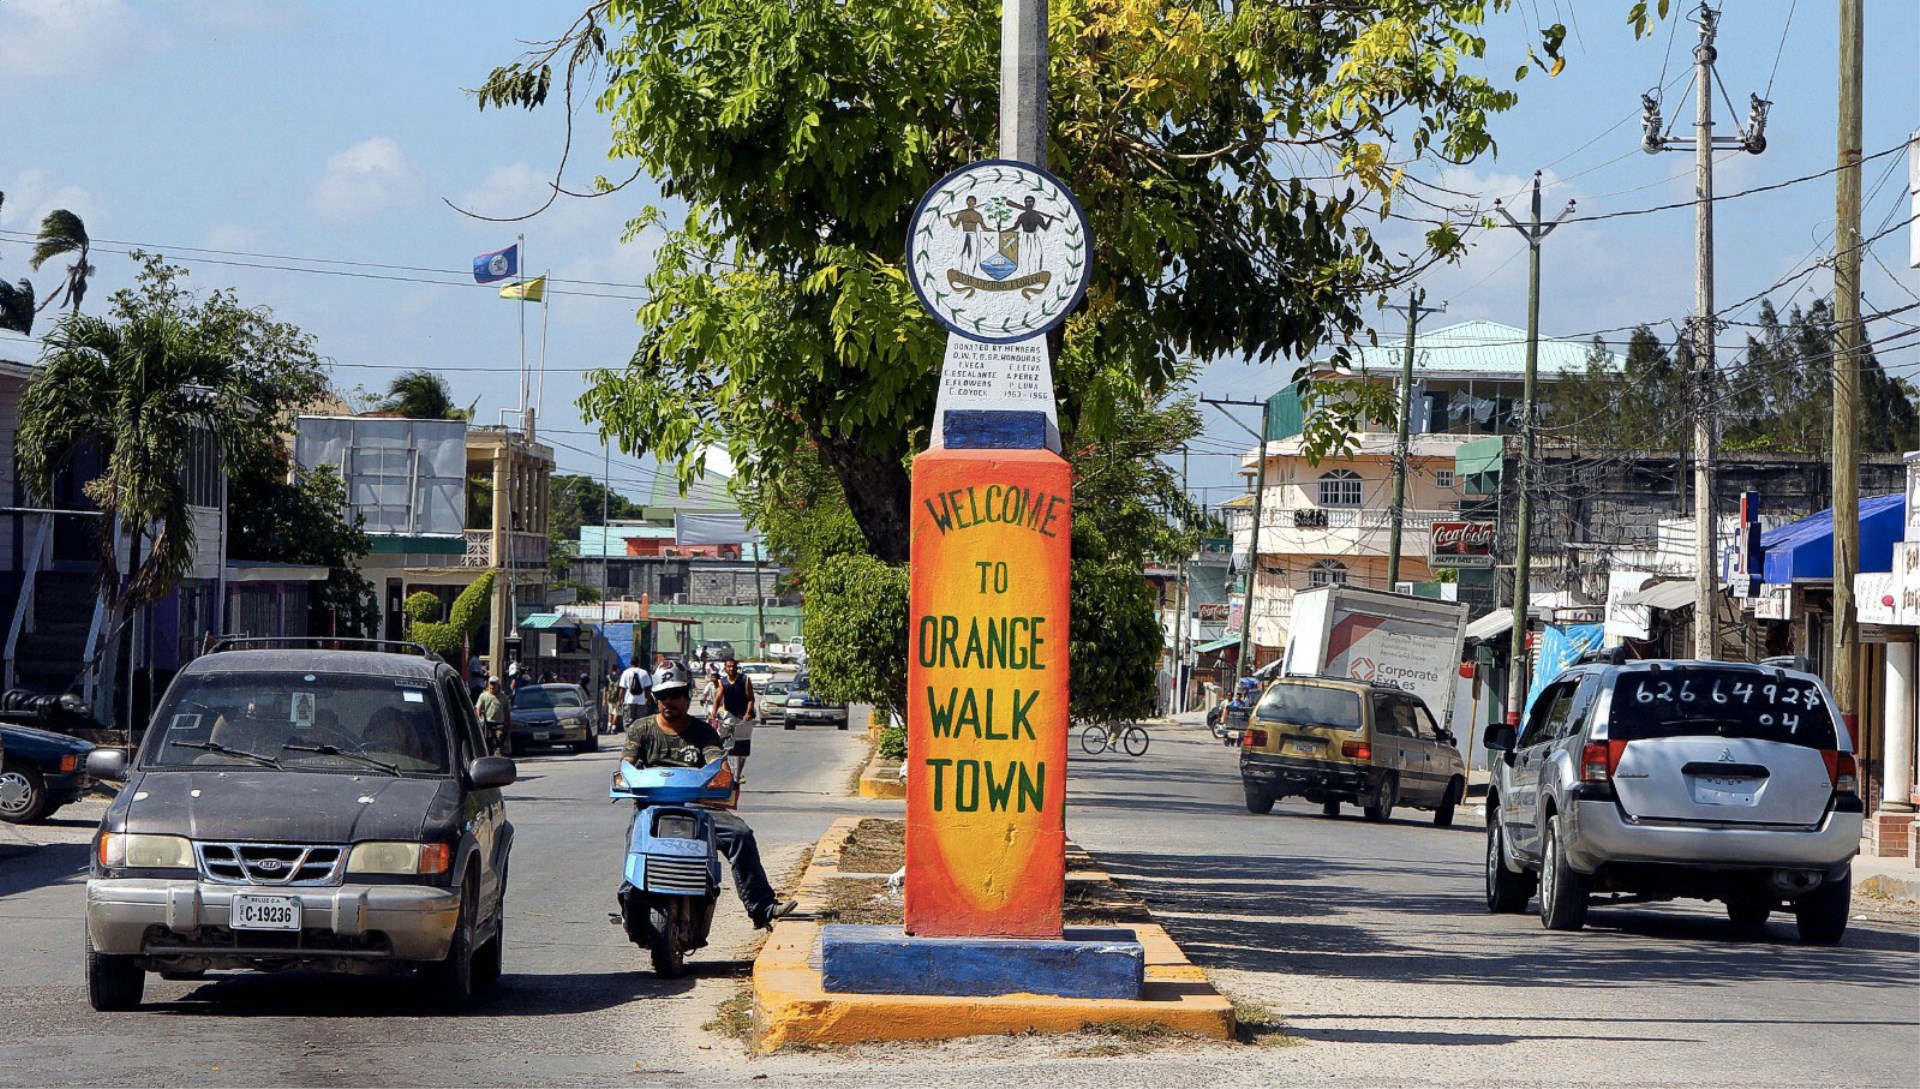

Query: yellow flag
(499, 276), (545, 302)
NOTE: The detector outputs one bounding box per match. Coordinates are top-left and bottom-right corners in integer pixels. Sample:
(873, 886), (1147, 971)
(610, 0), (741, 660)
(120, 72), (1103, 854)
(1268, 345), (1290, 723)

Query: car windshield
(1609, 668), (1839, 748)
(762, 681), (791, 697)
(1254, 682), (1364, 730)
(513, 686), (584, 711)
(143, 670), (451, 774)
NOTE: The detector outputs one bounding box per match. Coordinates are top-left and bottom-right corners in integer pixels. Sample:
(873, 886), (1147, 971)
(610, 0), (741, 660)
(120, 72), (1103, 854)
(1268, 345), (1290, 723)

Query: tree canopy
(484, 0), (1575, 562)
(1547, 305), (1917, 458)
(377, 369), (473, 421)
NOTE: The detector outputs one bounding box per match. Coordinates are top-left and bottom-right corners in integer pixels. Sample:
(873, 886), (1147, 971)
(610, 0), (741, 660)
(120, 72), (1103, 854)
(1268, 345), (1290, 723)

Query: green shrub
(801, 553), (909, 721)
(403, 591), (442, 624)
(407, 571), (496, 656)
(876, 724), (907, 761)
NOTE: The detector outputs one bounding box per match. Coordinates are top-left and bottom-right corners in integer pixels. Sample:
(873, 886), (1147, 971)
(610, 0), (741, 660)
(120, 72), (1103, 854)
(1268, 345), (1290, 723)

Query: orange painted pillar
(904, 448), (1071, 938)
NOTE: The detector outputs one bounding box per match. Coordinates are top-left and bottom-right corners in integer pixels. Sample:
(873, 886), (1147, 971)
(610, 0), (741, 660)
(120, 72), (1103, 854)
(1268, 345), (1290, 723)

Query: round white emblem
(907, 160), (1090, 344)
(488, 253), (511, 277)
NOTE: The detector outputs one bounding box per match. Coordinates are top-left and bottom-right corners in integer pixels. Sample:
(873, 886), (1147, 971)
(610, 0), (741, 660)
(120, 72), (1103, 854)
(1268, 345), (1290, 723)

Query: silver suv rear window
(1609, 668), (1838, 749)
(1255, 683), (1363, 730)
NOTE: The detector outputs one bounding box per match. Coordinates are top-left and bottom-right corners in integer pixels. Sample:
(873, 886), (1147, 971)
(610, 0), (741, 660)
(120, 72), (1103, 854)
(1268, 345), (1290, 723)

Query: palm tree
(18, 311), (246, 609)
(0, 193), (34, 334)
(30, 209), (95, 314)
(378, 369), (472, 420)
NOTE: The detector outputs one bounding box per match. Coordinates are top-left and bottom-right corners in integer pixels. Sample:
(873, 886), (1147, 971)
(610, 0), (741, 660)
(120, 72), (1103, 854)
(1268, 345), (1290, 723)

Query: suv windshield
(1254, 682), (1364, 730)
(144, 670), (451, 774)
(1609, 668), (1839, 748)
(513, 686), (584, 711)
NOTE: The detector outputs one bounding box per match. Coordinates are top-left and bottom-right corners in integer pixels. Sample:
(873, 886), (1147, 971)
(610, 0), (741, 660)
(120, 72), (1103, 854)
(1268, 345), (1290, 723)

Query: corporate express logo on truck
(1327, 615), (1454, 704)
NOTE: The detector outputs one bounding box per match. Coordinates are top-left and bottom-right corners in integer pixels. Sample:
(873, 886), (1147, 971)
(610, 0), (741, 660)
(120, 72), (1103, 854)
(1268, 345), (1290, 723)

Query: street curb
(749, 816), (1235, 1052)
(1860, 872), (1920, 905)
(856, 749), (905, 800)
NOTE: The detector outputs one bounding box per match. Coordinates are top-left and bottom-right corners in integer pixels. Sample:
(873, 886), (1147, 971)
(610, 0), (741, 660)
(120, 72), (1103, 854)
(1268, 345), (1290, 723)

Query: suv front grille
(196, 842), (346, 886)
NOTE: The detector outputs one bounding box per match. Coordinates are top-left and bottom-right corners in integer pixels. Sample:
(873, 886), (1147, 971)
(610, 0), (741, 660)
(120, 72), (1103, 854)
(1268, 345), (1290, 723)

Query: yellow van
(1238, 677), (1466, 826)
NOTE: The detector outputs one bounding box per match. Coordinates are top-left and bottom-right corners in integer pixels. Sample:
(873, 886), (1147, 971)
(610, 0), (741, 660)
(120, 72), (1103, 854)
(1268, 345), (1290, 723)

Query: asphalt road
(2, 713), (1915, 1088)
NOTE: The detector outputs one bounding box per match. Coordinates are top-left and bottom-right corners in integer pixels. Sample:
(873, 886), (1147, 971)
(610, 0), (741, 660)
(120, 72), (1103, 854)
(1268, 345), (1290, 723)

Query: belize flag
(473, 244), (518, 284)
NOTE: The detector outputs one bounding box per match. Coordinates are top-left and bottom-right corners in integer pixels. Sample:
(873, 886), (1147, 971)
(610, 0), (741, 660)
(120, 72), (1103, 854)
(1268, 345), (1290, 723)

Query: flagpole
(516, 233), (528, 425)
(536, 268), (550, 426)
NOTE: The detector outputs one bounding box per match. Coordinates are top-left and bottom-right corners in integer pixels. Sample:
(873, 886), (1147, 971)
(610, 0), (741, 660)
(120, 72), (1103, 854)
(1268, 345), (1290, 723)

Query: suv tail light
(1581, 740), (1625, 783)
(1340, 740), (1370, 760)
(1821, 750), (1859, 795)
(1242, 728), (1266, 748)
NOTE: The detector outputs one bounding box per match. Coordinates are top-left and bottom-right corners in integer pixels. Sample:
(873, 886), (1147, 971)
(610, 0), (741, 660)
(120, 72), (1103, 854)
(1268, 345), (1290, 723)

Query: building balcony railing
(463, 530), (551, 570)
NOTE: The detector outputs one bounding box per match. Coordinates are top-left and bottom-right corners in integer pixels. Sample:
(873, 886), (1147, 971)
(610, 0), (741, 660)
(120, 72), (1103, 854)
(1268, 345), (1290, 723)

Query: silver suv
(1484, 658), (1862, 942)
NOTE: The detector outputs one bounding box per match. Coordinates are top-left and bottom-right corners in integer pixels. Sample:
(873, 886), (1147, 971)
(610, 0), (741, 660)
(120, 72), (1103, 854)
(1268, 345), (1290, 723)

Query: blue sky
(1, 0), (1915, 506)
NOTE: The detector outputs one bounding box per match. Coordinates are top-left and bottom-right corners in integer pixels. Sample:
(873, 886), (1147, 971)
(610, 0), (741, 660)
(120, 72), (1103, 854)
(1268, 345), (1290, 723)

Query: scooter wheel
(648, 905), (685, 978)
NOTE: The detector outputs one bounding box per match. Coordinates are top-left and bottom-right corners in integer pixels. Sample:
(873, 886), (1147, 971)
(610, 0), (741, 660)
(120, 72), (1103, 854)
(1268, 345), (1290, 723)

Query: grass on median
(1231, 999), (1297, 1047)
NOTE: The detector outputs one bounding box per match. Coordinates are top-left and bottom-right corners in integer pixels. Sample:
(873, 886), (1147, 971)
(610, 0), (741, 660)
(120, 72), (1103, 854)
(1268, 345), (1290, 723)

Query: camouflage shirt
(618, 714), (725, 768)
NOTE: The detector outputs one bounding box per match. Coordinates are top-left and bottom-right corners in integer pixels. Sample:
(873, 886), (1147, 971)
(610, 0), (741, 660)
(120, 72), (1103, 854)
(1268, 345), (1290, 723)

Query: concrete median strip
(855, 748), (906, 799)
(749, 816), (1234, 1051)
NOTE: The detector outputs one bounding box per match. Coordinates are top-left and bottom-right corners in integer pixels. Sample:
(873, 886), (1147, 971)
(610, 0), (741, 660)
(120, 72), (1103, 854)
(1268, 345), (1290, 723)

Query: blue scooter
(610, 756), (734, 977)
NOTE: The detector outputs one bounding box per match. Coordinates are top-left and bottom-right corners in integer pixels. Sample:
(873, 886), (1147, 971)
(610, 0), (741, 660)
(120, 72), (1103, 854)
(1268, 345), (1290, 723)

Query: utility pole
(1493, 172), (1574, 727)
(1001, 0), (1046, 166)
(1174, 445), (1189, 714)
(1832, 0), (1863, 731)
(1641, 3), (1771, 660)
(1386, 291), (1446, 590)
(1202, 395), (1274, 684)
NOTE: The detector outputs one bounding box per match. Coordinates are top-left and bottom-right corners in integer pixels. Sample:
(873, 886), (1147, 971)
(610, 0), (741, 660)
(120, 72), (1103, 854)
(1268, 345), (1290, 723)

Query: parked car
(696, 640), (736, 664)
(507, 683), (598, 754)
(82, 638), (516, 1010)
(0, 721), (95, 824)
(784, 672), (849, 730)
(1238, 677), (1466, 825)
(757, 677), (794, 729)
(1484, 658), (1862, 942)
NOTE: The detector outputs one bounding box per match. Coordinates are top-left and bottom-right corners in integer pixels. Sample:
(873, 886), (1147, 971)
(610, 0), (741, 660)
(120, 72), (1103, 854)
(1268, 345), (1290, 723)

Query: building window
(1317, 469), (1362, 508)
(1308, 559), (1348, 587)
(1435, 469), (1455, 489)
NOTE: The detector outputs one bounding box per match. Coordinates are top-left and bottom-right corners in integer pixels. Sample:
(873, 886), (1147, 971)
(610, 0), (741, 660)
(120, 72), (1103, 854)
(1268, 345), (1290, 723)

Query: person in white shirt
(616, 659), (654, 730)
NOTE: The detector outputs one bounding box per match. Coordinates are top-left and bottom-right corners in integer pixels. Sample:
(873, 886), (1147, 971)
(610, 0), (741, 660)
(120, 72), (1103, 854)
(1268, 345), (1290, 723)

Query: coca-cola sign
(1428, 520), (1495, 568)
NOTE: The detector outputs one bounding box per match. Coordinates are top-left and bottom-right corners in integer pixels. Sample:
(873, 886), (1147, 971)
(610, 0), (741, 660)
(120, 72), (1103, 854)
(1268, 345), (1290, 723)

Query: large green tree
(30, 208), (95, 315)
(19, 254), (331, 608)
(228, 461), (378, 636)
(483, 0), (1577, 562)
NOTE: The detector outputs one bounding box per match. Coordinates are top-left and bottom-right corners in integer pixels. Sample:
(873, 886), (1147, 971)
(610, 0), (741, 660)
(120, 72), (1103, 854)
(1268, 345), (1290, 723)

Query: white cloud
(0, 0), (148, 83)
(201, 222), (262, 253)
(1, 168), (104, 235)
(309, 137), (423, 223)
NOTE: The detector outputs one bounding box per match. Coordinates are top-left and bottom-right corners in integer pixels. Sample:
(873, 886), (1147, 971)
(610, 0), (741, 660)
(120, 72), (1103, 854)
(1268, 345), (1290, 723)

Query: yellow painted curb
(750, 818), (1235, 1051)
(856, 748), (906, 799)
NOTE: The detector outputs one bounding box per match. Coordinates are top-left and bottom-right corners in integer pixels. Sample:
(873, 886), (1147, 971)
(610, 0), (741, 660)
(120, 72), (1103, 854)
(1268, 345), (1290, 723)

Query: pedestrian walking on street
(616, 657), (654, 730)
(709, 657), (757, 779)
(475, 675), (510, 755)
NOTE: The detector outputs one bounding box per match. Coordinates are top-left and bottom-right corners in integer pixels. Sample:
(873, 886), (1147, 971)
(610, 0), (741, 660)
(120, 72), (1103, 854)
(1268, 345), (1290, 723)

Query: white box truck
(1281, 586), (1470, 728)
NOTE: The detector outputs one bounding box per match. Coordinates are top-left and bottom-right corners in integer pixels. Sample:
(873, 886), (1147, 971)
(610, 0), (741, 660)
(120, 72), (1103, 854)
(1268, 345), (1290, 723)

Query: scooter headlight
(652, 812), (700, 841)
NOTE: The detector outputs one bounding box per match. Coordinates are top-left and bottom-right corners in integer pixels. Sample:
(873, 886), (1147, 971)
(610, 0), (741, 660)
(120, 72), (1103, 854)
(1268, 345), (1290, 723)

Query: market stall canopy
(1755, 494), (1903, 584)
(1621, 580), (1696, 612)
(1463, 611), (1513, 643)
(1193, 635), (1240, 655)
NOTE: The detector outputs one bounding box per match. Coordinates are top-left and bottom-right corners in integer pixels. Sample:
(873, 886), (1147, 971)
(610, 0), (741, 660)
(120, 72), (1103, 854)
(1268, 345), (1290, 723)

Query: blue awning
(1757, 494), (1904, 584)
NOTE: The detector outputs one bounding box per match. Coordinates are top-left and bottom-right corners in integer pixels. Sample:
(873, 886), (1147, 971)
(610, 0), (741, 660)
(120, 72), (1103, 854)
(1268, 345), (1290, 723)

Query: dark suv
(1485, 658), (1861, 942)
(83, 639), (516, 1010)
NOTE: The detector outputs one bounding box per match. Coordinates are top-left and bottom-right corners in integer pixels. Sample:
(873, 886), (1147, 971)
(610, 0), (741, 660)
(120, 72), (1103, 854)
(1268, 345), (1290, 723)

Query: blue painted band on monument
(819, 925), (1145, 999)
(946, 409), (1047, 450)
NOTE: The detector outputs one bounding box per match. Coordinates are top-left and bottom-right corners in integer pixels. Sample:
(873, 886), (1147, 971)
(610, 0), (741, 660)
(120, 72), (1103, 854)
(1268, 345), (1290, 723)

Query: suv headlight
(348, 842), (452, 875)
(99, 833), (194, 870)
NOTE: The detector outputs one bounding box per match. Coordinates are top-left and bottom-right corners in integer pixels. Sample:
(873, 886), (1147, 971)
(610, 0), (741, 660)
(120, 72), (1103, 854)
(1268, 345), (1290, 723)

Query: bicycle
(1079, 722), (1150, 757)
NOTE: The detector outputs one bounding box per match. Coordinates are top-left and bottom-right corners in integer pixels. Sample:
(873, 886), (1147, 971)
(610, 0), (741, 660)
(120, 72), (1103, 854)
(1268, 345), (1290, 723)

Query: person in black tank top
(710, 659), (757, 775)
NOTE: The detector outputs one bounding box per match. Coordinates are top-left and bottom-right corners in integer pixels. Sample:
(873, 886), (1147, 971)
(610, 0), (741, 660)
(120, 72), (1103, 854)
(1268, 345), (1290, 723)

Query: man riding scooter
(615, 661), (796, 929)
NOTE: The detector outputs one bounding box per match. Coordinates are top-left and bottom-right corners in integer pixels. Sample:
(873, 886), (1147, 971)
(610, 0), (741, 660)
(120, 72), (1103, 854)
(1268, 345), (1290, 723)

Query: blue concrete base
(819, 925), (1145, 999)
(945, 409), (1047, 450)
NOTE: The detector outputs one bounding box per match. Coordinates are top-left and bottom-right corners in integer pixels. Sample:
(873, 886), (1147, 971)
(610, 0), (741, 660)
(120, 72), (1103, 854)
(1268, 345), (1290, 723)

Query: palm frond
(0, 279), (33, 334)
(28, 210), (90, 271)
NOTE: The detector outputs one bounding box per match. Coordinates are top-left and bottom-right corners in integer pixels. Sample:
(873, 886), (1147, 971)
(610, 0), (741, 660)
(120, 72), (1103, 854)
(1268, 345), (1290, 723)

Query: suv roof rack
(205, 636), (443, 662)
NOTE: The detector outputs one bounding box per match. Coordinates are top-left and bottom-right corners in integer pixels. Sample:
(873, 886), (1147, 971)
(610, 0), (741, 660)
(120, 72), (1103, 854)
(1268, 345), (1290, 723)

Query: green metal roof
(1194, 635), (1241, 654)
(519, 613), (578, 630)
